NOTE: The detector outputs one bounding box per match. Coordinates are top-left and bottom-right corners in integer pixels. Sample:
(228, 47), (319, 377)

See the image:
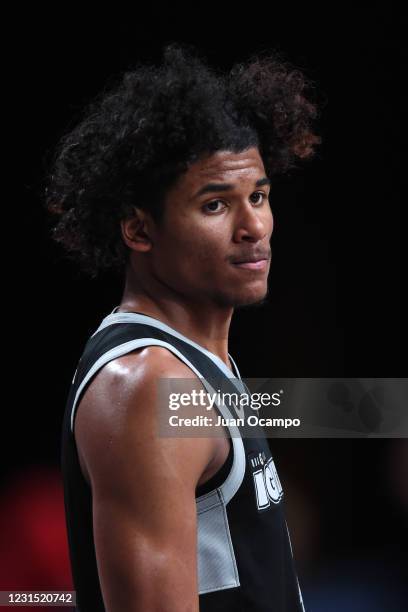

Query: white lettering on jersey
(252, 453), (283, 510)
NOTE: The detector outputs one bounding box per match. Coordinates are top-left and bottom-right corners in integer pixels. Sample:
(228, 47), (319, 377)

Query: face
(147, 147), (273, 308)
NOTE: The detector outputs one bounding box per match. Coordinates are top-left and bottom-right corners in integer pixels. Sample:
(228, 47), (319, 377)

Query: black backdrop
(4, 4), (407, 608)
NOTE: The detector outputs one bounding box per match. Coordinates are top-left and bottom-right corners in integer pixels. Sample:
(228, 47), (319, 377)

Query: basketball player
(47, 43), (321, 611)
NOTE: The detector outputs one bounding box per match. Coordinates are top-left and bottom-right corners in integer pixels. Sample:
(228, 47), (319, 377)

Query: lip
(232, 259), (268, 270)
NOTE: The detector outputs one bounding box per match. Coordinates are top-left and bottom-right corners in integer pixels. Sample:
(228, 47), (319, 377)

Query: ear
(120, 208), (153, 253)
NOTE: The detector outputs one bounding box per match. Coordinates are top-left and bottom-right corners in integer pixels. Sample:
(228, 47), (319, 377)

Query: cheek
(156, 223), (220, 269)
(161, 223), (227, 276)
(175, 213), (226, 254)
(184, 234), (226, 270)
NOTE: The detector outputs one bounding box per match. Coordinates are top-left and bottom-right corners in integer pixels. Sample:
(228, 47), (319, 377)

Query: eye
(202, 200), (227, 214)
(250, 191), (268, 205)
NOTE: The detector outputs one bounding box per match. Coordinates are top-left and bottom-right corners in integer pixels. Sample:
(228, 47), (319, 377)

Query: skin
(74, 146), (273, 611)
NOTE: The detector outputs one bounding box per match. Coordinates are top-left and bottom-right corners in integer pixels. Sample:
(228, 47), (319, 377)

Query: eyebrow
(193, 177), (271, 200)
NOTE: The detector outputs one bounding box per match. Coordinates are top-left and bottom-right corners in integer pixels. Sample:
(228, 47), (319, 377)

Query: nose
(232, 203), (273, 243)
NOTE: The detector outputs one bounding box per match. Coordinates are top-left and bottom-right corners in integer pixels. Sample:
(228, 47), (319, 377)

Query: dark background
(2, 4), (407, 610)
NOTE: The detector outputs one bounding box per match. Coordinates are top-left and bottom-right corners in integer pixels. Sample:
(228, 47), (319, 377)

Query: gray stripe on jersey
(196, 489), (240, 594)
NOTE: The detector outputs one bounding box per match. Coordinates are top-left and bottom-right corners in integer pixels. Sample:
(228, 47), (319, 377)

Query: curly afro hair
(45, 43), (322, 277)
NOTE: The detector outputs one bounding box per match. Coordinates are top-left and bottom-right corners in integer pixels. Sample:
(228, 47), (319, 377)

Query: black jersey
(61, 310), (305, 611)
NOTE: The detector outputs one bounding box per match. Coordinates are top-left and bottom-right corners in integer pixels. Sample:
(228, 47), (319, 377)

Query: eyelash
(202, 191), (268, 214)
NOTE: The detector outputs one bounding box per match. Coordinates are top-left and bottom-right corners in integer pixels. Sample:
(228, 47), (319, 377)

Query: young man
(48, 43), (320, 611)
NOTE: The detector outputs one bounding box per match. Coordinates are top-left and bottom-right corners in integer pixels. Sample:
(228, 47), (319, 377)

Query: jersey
(61, 309), (306, 611)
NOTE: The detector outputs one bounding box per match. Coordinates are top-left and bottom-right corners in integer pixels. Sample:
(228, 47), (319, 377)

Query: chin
(218, 283), (269, 309)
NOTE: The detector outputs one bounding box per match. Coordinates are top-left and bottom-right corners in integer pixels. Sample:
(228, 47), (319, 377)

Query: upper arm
(74, 347), (214, 612)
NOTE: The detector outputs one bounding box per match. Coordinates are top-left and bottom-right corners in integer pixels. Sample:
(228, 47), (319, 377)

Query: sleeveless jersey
(61, 309), (305, 611)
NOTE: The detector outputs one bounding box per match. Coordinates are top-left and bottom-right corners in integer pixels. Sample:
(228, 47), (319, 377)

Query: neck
(117, 269), (234, 369)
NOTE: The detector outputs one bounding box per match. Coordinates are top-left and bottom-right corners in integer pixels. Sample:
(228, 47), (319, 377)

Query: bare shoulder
(74, 346), (214, 491)
(76, 345), (197, 427)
